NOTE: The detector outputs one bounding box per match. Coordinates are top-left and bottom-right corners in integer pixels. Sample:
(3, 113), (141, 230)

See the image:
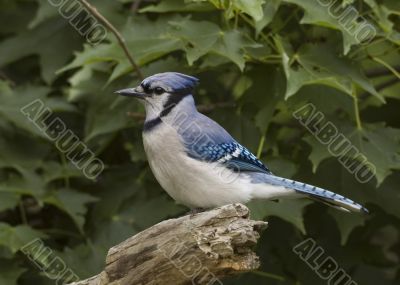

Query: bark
(68, 203), (267, 285)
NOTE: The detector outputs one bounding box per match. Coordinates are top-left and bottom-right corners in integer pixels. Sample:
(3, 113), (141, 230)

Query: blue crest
(141, 72), (199, 94)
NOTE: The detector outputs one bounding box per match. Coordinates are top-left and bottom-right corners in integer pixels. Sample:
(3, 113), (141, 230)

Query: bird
(116, 72), (368, 214)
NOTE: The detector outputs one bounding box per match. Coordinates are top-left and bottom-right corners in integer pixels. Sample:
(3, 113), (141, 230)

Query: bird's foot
(188, 207), (205, 217)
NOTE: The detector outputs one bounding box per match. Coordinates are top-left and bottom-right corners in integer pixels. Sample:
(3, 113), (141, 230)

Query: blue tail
(255, 174), (368, 214)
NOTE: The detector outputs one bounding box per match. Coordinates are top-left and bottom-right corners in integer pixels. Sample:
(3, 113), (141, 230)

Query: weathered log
(68, 203), (267, 285)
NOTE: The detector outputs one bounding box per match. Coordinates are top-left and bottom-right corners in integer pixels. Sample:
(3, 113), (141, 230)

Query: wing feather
(179, 112), (271, 174)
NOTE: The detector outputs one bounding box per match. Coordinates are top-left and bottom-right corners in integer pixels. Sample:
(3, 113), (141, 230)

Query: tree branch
(68, 204), (267, 285)
(78, 0), (144, 80)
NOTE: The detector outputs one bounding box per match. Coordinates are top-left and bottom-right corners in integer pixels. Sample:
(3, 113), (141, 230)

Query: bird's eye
(154, 87), (165, 95)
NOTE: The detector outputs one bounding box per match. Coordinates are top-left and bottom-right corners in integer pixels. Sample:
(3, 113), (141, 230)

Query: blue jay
(116, 72), (368, 214)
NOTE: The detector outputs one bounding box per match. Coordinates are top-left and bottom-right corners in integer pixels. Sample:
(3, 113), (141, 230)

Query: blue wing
(179, 112), (271, 174)
(186, 141), (272, 174)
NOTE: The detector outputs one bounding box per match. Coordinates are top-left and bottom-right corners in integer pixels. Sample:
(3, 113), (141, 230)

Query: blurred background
(0, 0), (399, 284)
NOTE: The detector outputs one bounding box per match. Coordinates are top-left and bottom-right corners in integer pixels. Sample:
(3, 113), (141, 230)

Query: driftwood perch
(69, 204), (267, 285)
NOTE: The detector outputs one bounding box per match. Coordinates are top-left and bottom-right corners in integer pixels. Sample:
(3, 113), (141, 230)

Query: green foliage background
(0, 0), (399, 284)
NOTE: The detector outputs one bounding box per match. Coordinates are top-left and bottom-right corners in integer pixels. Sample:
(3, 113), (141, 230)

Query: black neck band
(143, 93), (191, 133)
(143, 117), (162, 132)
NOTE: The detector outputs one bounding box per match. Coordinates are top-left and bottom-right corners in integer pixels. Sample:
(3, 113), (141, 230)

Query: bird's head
(116, 72), (199, 119)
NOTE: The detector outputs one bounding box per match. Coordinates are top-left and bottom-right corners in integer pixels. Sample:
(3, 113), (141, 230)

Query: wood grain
(68, 204), (267, 285)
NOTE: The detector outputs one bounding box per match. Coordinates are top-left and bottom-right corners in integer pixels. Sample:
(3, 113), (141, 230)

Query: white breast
(142, 123), (254, 208)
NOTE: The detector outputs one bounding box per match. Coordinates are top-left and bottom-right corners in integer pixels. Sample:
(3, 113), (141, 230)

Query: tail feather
(258, 174), (368, 214)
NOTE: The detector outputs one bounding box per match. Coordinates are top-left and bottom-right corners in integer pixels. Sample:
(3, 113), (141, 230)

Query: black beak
(115, 88), (147, 99)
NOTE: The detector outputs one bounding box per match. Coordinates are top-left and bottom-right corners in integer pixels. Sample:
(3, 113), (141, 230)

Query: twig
(360, 77), (399, 99)
(352, 85), (362, 130)
(130, 0), (143, 13)
(256, 134), (266, 159)
(370, 58), (400, 80)
(126, 111), (145, 120)
(19, 200), (28, 225)
(78, 0), (144, 80)
(365, 65), (400, 78)
(252, 270), (285, 282)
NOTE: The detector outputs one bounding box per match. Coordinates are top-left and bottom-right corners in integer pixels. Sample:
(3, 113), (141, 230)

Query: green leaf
(119, 196), (185, 229)
(41, 161), (86, 184)
(288, 84), (354, 116)
(169, 19), (221, 65)
(0, 1), (35, 35)
(91, 166), (140, 224)
(44, 189), (98, 233)
(233, 0), (265, 22)
(0, 83), (75, 139)
(0, 259), (26, 285)
(283, 0), (368, 54)
(252, 67), (285, 133)
(0, 17), (81, 83)
(0, 84), (49, 139)
(0, 129), (54, 199)
(57, 244), (105, 279)
(352, 264), (397, 285)
(0, 223), (47, 253)
(140, 0), (213, 13)
(28, 1), (58, 29)
(0, 167), (47, 197)
(85, 92), (137, 142)
(265, 158), (297, 178)
(254, 0), (281, 35)
(353, 126), (400, 185)
(62, 16), (259, 76)
(169, 18), (260, 70)
(364, 0), (399, 44)
(60, 16), (184, 83)
(248, 199), (313, 234)
(304, 122), (400, 185)
(328, 208), (366, 245)
(233, 75), (253, 99)
(276, 38), (382, 101)
(212, 29), (260, 70)
(369, 173), (400, 219)
(0, 193), (20, 212)
(333, 171), (400, 220)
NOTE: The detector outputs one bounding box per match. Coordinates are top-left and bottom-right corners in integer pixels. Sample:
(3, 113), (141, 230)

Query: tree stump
(68, 203), (267, 285)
